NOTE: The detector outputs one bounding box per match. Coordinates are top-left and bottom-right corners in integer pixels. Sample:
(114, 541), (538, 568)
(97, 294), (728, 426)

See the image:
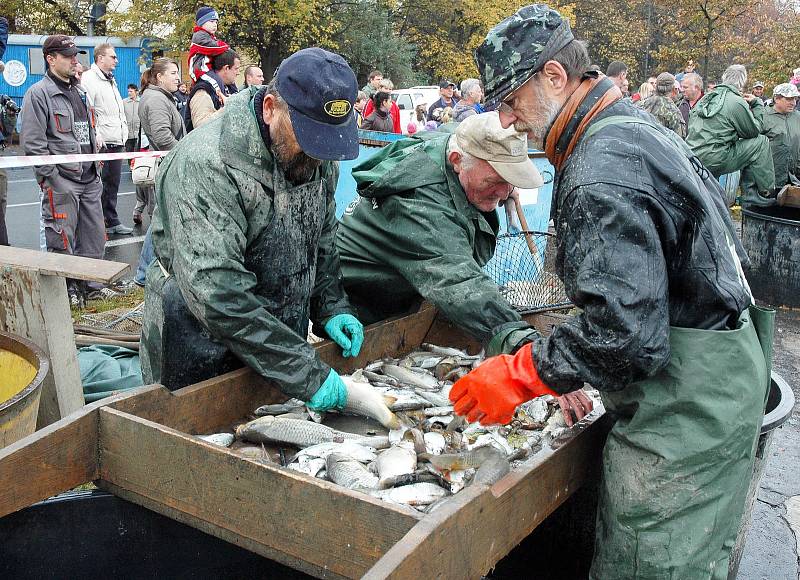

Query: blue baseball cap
(276, 48), (359, 161)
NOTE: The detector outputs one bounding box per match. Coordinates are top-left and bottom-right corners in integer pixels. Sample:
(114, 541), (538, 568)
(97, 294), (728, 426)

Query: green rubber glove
(323, 314), (364, 358)
(307, 369), (348, 411)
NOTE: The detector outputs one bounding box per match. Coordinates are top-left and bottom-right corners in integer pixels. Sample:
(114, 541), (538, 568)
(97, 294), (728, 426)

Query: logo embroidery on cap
(324, 100), (351, 118)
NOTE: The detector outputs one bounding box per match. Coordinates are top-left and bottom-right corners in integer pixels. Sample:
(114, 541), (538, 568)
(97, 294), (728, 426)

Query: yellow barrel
(0, 331), (49, 448)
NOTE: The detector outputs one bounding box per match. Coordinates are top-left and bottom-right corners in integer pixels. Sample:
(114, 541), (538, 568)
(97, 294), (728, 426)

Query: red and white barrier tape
(0, 150), (169, 170)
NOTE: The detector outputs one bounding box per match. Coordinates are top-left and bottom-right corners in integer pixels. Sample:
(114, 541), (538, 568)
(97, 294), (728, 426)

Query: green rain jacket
(144, 86), (353, 399)
(336, 133), (526, 347)
(687, 84), (765, 167)
(762, 107), (800, 188)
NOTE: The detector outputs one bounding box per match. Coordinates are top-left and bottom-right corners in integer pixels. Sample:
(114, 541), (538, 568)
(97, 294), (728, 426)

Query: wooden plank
(363, 415), (610, 580)
(106, 370), (283, 434)
(0, 267), (84, 427)
(97, 407), (421, 579)
(103, 307), (440, 434)
(315, 305), (438, 374)
(777, 184), (800, 208)
(0, 386), (164, 519)
(0, 410), (98, 519)
(0, 245), (129, 284)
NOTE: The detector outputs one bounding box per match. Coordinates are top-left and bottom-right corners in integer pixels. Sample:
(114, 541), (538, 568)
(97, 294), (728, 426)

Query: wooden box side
(97, 406), (422, 579)
(105, 306), (440, 435)
(364, 415), (610, 579)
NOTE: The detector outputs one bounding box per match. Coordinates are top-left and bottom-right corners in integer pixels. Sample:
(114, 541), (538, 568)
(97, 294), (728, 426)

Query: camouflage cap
(475, 4), (573, 111)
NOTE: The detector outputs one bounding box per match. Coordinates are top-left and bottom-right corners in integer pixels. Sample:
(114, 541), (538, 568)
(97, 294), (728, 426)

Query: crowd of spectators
(2, 8), (800, 301)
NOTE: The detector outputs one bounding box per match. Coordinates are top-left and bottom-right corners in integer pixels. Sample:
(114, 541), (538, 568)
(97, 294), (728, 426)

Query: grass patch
(72, 482), (98, 491)
(71, 286), (145, 323)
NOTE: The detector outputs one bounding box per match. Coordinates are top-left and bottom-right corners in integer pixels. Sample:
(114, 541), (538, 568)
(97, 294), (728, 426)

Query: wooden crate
(0, 306), (607, 579)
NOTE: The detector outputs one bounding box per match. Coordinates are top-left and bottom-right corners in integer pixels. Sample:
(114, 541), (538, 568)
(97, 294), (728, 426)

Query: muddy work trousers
(590, 309), (770, 579)
(39, 173), (105, 259)
(702, 135), (775, 197)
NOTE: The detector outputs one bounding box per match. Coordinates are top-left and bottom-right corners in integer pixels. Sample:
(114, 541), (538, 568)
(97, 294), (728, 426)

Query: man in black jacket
(451, 5), (771, 578)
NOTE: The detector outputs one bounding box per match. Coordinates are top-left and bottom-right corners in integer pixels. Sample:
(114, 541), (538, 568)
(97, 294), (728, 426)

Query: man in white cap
(763, 82), (800, 190)
(336, 112), (593, 424)
(752, 80), (765, 100)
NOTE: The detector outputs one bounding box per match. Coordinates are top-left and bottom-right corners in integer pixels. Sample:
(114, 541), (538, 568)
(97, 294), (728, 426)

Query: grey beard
(513, 92), (561, 150)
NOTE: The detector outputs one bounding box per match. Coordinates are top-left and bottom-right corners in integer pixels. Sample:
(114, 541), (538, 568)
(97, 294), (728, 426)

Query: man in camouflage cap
(451, 5), (770, 578)
(636, 71), (686, 137)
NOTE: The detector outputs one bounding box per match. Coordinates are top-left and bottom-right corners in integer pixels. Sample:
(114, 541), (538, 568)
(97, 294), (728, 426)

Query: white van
(390, 86), (441, 134)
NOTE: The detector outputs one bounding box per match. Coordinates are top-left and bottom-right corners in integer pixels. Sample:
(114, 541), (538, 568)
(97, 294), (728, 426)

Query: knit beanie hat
(196, 7), (219, 27)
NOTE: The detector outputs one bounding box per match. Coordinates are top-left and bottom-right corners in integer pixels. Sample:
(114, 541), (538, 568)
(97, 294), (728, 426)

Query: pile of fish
(196, 343), (597, 513)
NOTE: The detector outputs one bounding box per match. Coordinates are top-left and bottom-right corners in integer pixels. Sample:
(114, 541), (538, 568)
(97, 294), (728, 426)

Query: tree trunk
(703, 21), (713, 81)
(262, 28), (285, 79)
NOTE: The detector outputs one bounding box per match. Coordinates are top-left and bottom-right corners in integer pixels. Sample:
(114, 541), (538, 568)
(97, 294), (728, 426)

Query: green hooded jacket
(762, 107), (800, 188)
(336, 133), (527, 347)
(687, 84), (764, 167)
(143, 86), (353, 399)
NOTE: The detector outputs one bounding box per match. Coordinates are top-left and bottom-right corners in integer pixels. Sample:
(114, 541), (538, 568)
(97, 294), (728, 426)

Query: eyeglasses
(498, 70), (539, 114)
(103, 54), (119, 60)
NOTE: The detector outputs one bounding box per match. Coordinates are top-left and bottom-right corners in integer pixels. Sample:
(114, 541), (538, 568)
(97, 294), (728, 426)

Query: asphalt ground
(737, 305), (800, 579)
(3, 144), (147, 280)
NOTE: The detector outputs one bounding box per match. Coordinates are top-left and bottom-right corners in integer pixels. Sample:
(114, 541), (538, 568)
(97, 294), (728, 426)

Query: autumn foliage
(5, 0), (800, 90)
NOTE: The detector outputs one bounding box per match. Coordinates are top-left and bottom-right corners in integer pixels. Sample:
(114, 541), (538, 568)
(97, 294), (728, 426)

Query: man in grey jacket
(21, 35), (105, 304)
(82, 42), (132, 234)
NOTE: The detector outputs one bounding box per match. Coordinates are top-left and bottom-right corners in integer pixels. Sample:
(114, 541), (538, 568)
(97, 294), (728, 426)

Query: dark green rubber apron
(583, 116), (775, 579)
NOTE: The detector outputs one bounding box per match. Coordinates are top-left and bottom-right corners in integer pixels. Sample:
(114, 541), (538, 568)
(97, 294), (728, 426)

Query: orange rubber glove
(449, 343), (558, 425)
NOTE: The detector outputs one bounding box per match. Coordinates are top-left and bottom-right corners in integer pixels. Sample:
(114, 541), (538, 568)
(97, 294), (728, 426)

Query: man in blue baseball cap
(142, 48), (367, 415)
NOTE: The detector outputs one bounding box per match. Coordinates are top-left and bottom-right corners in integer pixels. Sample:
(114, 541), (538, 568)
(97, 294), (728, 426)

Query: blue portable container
(0, 35), (149, 109)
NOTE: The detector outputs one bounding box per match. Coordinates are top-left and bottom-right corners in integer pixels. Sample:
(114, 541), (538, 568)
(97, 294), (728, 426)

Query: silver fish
(369, 482), (449, 506)
(341, 377), (401, 429)
(415, 389), (451, 408)
(294, 441), (377, 464)
(472, 450), (510, 485)
(235, 416), (388, 449)
(362, 369), (396, 385)
(326, 453), (379, 490)
(254, 399), (306, 416)
(365, 360), (384, 372)
(376, 444), (417, 488)
(377, 470), (442, 490)
(233, 444), (274, 464)
(423, 431), (447, 455)
(423, 406), (455, 417)
(443, 468), (475, 493)
(306, 408), (325, 423)
(423, 494), (452, 514)
(272, 412), (309, 422)
(520, 398), (550, 423)
(197, 433), (235, 447)
(382, 364), (440, 390)
(424, 445), (499, 471)
(288, 456), (326, 478)
(421, 343), (481, 360)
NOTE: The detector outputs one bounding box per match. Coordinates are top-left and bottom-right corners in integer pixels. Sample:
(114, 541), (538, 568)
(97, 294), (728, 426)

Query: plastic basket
(483, 231), (571, 313)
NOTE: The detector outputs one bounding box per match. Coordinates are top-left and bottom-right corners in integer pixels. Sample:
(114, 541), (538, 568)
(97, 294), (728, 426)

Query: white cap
(454, 112), (544, 189)
(773, 83), (800, 98)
